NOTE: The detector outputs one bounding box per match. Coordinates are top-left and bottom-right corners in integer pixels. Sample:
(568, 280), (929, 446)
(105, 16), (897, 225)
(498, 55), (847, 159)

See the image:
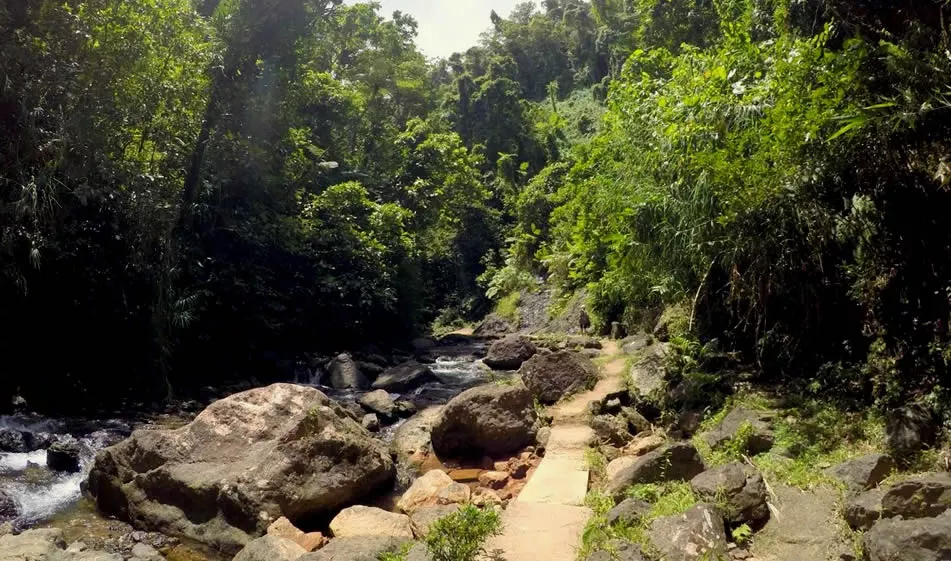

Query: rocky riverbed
(0, 333), (537, 560)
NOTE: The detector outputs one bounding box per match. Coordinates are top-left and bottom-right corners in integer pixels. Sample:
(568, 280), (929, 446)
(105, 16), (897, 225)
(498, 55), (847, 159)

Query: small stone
(886, 404), (937, 456)
(510, 460), (531, 479)
(606, 498), (652, 526)
(329, 505), (413, 539)
(625, 434), (665, 457)
(591, 414), (633, 446)
(471, 487), (503, 508)
(437, 483), (471, 505)
(362, 413), (381, 432)
(478, 471), (509, 490)
(359, 390), (398, 420)
(398, 470), (456, 514)
(603, 398), (623, 413)
(701, 408), (775, 455)
(448, 468), (482, 482)
(130, 542), (163, 561)
(66, 542), (88, 553)
(267, 516), (326, 552)
(601, 446), (622, 462)
(536, 426), (552, 448)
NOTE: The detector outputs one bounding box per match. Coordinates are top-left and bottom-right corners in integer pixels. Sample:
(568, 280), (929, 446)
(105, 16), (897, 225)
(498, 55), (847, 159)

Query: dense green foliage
(0, 0), (633, 410)
(4, 0), (951, 414)
(492, 0), (951, 413)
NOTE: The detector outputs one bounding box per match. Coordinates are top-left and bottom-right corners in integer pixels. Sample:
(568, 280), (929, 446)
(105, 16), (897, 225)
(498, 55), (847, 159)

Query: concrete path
(488, 341), (626, 561)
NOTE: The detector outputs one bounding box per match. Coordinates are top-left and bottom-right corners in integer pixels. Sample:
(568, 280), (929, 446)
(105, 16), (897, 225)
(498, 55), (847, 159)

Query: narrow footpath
(488, 341), (626, 561)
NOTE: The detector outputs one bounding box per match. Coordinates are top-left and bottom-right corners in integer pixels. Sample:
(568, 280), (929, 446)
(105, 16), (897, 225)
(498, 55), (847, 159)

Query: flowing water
(0, 415), (131, 528)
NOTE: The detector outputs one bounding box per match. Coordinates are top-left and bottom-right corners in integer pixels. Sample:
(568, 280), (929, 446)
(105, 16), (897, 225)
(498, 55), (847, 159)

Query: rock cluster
(837, 469), (951, 560)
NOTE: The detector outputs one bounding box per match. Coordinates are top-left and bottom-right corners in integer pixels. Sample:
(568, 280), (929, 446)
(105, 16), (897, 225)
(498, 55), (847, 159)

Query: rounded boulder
(518, 351), (598, 404)
(431, 383), (537, 458)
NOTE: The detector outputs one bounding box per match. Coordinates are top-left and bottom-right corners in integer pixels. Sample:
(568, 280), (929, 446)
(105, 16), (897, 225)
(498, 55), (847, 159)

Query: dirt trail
(488, 340), (627, 561)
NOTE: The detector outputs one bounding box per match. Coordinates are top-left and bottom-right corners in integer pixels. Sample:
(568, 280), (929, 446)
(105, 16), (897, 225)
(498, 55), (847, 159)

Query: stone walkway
(488, 341), (626, 561)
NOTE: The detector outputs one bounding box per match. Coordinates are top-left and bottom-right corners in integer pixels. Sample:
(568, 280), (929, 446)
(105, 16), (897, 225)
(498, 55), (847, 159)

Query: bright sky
(359, 0), (536, 58)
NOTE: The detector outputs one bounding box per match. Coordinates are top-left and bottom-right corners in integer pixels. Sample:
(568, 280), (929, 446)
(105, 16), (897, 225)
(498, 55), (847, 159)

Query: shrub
(425, 504), (504, 561)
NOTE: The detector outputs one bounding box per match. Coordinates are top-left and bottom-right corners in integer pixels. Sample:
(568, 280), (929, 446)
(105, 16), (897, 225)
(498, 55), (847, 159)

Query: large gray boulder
(483, 335), (537, 370)
(886, 404), (937, 456)
(845, 489), (884, 531)
(473, 314), (515, 337)
(519, 351), (599, 404)
(882, 473), (951, 520)
(86, 384), (395, 553)
(864, 510), (951, 561)
(826, 454), (895, 493)
(301, 536), (412, 561)
(372, 361), (439, 393)
(233, 535), (306, 561)
(647, 504), (728, 561)
(327, 353), (369, 390)
(700, 408), (775, 455)
(628, 343), (669, 399)
(689, 462), (769, 524)
(431, 383), (537, 458)
(607, 443), (705, 498)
